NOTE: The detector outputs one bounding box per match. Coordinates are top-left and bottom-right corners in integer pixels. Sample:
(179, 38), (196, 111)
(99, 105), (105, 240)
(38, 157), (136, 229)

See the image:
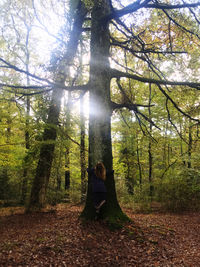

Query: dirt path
(0, 205), (199, 266)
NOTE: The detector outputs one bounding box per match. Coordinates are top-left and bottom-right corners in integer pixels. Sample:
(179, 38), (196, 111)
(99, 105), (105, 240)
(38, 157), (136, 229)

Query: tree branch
(110, 68), (200, 90)
(111, 101), (153, 110)
(111, 37), (187, 54)
(0, 57), (53, 85)
(146, 2), (200, 10)
(0, 80), (90, 93)
(104, 0), (200, 22)
(103, 0), (151, 22)
(0, 83), (51, 90)
(162, 9), (200, 40)
(157, 84), (200, 123)
(165, 98), (188, 144)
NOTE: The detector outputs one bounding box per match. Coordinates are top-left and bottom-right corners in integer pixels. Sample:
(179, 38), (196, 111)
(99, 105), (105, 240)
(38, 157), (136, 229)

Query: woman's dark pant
(93, 192), (106, 207)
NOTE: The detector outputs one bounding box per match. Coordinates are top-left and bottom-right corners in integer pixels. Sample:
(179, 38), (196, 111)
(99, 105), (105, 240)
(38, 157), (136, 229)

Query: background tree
(0, 0), (200, 217)
(27, 1), (88, 211)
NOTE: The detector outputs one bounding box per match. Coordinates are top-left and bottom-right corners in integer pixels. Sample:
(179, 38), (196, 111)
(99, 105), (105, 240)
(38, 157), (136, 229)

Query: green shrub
(46, 188), (66, 206)
(154, 168), (200, 212)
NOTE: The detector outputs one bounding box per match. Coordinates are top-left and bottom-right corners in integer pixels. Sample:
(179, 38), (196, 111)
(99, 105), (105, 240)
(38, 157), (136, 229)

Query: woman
(87, 162), (107, 215)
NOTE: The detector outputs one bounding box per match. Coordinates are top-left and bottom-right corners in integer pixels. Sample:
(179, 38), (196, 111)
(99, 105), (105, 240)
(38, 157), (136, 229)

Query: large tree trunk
(81, 0), (128, 224)
(27, 1), (87, 212)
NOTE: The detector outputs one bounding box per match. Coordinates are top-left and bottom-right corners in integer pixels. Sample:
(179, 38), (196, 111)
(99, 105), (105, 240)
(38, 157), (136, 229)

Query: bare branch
(119, 110), (131, 128)
(0, 142), (25, 147)
(0, 57), (53, 85)
(111, 37), (187, 54)
(146, 2), (200, 10)
(104, 0), (200, 21)
(162, 9), (200, 40)
(111, 101), (153, 110)
(165, 98), (188, 144)
(157, 84), (200, 123)
(0, 79), (90, 93)
(104, 0), (152, 21)
(110, 68), (200, 90)
(0, 83), (51, 90)
(183, 0), (200, 25)
(111, 82), (160, 131)
(32, 0), (68, 46)
(16, 89), (52, 97)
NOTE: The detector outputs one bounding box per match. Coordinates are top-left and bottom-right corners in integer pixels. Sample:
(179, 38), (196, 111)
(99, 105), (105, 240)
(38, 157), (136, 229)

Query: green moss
(80, 203), (130, 230)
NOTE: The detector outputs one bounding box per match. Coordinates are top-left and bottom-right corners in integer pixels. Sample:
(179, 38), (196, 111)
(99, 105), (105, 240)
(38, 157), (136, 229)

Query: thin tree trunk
(21, 27), (31, 204)
(80, 95), (87, 202)
(79, 40), (87, 203)
(64, 146), (70, 203)
(56, 139), (63, 191)
(136, 136), (142, 187)
(125, 153), (134, 195)
(21, 95), (30, 204)
(27, 2), (87, 212)
(188, 120), (192, 168)
(2, 109), (11, 201)
(148, 83), (153, 197)
(64, 92), (71, 200)
(163, 121), (168, 169)
(179, 115), (186, 166)
(81, 0), (128, 223)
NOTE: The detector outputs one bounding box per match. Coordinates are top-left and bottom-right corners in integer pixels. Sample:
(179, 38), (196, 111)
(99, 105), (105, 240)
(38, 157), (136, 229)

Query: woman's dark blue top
(87, 168), (107, 193)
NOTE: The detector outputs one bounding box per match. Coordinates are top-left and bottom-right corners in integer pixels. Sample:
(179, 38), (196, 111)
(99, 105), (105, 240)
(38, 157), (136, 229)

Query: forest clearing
(0, 204), (199, 266)
(1, 1), (200, 266)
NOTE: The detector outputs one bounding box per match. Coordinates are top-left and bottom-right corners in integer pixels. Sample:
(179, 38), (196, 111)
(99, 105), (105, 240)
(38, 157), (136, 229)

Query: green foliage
(0, 169), (10, 201)
(46, 188), (66, 206)
(0, 0), (200, 216)
(155, 168), (200, 212)
(116, 178), (153, 213)
(82, 0), (94, 9)
(116, 165), (200, 213)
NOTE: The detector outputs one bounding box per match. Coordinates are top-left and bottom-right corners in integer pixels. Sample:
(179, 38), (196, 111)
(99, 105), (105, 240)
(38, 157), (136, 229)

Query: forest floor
(0, 204), (199, 267)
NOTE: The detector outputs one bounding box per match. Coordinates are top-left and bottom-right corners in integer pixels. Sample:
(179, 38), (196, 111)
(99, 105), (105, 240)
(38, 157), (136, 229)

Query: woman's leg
(94, 192), (106, 212)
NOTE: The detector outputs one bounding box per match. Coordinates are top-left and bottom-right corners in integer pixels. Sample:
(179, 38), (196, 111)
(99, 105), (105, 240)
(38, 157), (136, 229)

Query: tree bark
(21, 29), (31, 204)
(81, 0), (128, 224)
(64, 91), (71, 200)
(21, 95), (30, 204)
(80, 95), (87, 202)
(188, 120), (192, 168)
(136, 136), (142, 188)
(148, 84), (153, 197)
(27, 1), (87, 212)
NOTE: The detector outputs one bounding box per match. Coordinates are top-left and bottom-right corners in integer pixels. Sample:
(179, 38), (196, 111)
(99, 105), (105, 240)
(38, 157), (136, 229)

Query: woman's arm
(87, 168), (94, 174)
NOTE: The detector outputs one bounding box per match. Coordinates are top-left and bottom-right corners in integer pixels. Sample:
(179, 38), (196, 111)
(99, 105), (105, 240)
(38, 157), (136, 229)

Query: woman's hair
(95, 162), (106, 181)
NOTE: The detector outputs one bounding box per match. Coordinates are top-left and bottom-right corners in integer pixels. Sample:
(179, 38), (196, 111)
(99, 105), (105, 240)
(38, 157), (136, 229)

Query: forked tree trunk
(81, 0), (128, 224)
(27, 1), (87, 212)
